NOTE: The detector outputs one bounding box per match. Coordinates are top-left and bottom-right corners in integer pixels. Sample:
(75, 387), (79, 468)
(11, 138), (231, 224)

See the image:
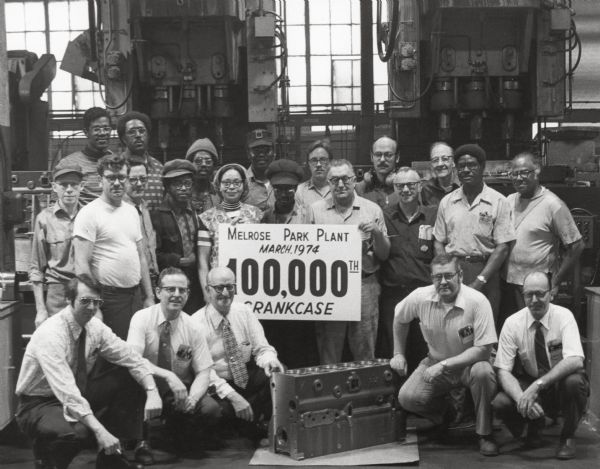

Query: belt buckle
(464, 255), (473, 262)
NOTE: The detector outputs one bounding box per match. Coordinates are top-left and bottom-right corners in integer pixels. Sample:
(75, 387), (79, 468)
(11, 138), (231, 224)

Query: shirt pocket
(458, 324), (475, 346)
(46, 233), (68, 259)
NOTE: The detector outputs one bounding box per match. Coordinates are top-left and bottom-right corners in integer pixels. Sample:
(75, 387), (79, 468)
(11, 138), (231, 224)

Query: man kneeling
(127, 267), (221, 459)
(16, 276), (162, 469)
(391, 254), (499, 456)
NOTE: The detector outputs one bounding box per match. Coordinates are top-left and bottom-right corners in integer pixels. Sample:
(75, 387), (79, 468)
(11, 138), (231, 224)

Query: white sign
(218, 224), (362, 321)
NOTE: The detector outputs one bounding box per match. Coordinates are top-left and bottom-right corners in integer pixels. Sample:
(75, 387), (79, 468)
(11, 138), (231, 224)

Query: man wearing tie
(493, 271), (588, 459)
(192, 266), (283, 443)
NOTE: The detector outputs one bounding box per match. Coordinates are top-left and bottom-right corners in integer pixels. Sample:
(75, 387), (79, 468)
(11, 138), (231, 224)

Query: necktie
(75, 328), (87, 393)
(534, 321), (550, 377)
(222, 318), (249, 389)
(158, 321), (172, 371)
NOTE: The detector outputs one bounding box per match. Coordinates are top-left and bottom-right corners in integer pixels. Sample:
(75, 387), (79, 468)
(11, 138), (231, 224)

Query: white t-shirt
(73, 197), (142, 287)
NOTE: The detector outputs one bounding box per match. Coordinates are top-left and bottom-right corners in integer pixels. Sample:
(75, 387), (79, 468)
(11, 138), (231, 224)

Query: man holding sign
(308, 159), (390, 364)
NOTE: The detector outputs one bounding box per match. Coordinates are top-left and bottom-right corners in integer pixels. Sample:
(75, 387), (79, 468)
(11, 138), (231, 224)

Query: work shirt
(73, 197), (142, 287)
(395, 284), (497, 362)
(124, 196), (158, 275)
(198, 203), (263, 268)
(16, 306), (151, 422)
(504, 186), (581, 285)
(294, 179), (332, 212)
(308, 195), (388, 274)
(243, 166), (275, 212)
(355, 175), (397, 210)
(262, 203), (306, 224)
(421, 178), (459, 207)
(382, 203), (437, 287)
(29, 203), (78, 284)
(494, 303), (584, 378)
(121, 150), (164, 212)
(433, 184), (515, 257)
(58, 147), (112, 205)
(127, 304), (213, 385)
(192, 302), (278, 398)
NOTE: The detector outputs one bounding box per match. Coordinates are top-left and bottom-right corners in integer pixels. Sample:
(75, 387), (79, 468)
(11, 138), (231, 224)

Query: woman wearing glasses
(197, 164), (263, 302)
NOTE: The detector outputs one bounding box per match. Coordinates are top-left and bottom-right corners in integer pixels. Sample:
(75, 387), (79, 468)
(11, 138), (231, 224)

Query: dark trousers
(211, 361), (272, 424)
(261, 320), (319, 369)
(492, 370), (589, 439)
(460, 260), (500, 324)
(16, 366), (144, 469)
(100, 284), (142, 340)
(499, 280), (526, 330)
(377, 284), (428, 373)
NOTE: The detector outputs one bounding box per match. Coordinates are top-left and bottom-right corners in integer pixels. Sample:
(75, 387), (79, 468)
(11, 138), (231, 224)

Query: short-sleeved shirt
(395, 284), (497, 361)
(198, 203), (263, 268)
(192, 302), (278, 398)
(243, 166), (275, 212)
(127, 304), (214, 385)
(73, 198), (142, 287)
(504, 187), (581, 285)
(294, 180), (331, 212)
(355, 176), (397, 210)
(382, 203), (438, 287)
(494, 303), (584, 378)
(58, 147), (112, 205)
(421, 178), (459, 207)
(29, 203), (78, 284)
(308, 194), (388, 274)
(433, 184), (515, 257)
(16, 306), (151, 422)
(121, 150), (164, 212)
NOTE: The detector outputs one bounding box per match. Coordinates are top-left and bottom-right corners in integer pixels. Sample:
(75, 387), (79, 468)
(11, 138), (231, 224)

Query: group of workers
(17, 105), (588, 468)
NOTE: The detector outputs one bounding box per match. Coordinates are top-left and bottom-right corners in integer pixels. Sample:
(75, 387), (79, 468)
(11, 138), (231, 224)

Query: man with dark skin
(243, 129), (276, 211)
(185, 138), (220, 213)
(152, 160), (207, 313)
(433, 143), (515, 321)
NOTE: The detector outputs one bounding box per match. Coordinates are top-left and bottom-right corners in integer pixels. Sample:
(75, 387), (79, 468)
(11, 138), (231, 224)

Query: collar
(307, 179), (330, 193)
(526, 307), (550, 330)
(325, 193), (360, 211)
(450, 184), (492, 206)
(430, 177), (458, 193)
(53, 201), (78, 219)
(427, 285), (467, 313)
(517, 185), (546, 203)
(123, 193), (146, 209)
(391, 203), (425, 223)
(206, 303), (229, 330)
(158, 305), (180, 327)
(64, 305), (84, 341)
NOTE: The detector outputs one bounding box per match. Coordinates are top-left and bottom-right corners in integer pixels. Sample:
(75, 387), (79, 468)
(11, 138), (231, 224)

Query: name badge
(176, 344), (193, 361)
(458, 325), (474, 344)
(479, 211), (493, 225)
(547, 340), (563, 367)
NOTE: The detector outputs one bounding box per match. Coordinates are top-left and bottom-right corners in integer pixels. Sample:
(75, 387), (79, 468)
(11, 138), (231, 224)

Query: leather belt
(100, 284), (140, 293)
(457, 254), (488, 263)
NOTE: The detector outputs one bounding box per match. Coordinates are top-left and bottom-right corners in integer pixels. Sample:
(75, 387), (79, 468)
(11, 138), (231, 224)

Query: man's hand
(390, 354), (407, 376)
(181, 396), (199, 414)
(423, 362), (445, 383)
(468, 279), (485, 292)
(526, 402), (545, 420)
(144, 389), (163, 421)
(166, 372), (188, 408)
(34, 309), (49, 328)
(228, 392), (254, 422)
(358, 221), (380, 235)
(264, 358), (284, 377)
(517, 384), (540, 418)
(179, 254), (196, 268)
(94, 428), (121, 455)
(142, 296), (155, 308)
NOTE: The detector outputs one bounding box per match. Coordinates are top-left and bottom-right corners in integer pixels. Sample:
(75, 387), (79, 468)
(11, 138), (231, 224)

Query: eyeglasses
(431, 155), (452, 164)
(221, 180), (243, 188)
(171, 179), (193, 190)
(208, 284), (236, 294)
(456, 162), (480, 171)
(90, 126), (112, 135)
(274, 187), (296, 194)
(79, 297), (104, 307)
(372, 151), (396, 160)
(394, 182), (419, 190)
(160, 286), (190, 295)
(431, 271), (460, 282)
(193, 158), (214, 166)
(328, 176), (355, 186)
(104, 174), (128, 183)
(308, 157), (330, 166)
(129, 176), (148, 185)
(523, 289), (549, 300)
(125, 127), (147, 137)
(509, 169), (535, 179)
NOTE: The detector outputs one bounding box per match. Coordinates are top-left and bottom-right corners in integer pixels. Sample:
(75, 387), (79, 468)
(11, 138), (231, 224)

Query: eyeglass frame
(394, 182), (419, 191)
(328, 175), (356, 186)
(159, 286), (191, 295)
(78, 297), (104, 307)
(208, 284), (237, 294)
(523, 289), (550, 300)
(128, 176), (148, 185)
(508, 169), (536, 180)
(430, 271), (461, 282)
(103, 174), (128, 183)
(125, 127), (148, 137)
(220, 180), (244, 188)
(372, 151), (396, 160)
(170, 179), (193, 190)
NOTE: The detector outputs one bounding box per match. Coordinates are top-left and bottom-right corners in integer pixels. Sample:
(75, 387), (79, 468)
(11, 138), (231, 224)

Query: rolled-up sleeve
(244, 310), (278, 368)
(432, 199), (449, 244)
(394, 292), (420, 323)
(209, 368), (235, 398)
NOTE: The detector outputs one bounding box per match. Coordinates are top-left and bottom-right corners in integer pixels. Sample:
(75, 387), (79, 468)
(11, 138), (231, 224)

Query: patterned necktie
(534, 321), (550, 377)
(158, 321), (172, 371)
(75, 328), (87, 393)
(222, 318), (249, 389)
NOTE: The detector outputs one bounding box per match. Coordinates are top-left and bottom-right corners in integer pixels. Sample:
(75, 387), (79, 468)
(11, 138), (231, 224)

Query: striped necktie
(534, 321), (550, 377)
(222, 318), (249, 389)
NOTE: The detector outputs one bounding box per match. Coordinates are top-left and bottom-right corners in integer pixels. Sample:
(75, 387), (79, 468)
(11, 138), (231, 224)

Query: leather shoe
(479, 435), (499, 456)
(556, 438), (576, 460)
(96, 450), (143, 469)
(133, 441), (154, 465)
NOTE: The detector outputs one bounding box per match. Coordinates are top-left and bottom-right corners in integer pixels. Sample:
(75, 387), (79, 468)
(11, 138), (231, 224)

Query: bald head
(207, 266), (236, 285)
(523, 271), (551, 319)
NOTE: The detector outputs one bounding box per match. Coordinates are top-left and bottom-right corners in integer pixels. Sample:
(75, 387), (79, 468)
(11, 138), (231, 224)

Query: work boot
(556, 438), (576, 460)
(478, 435), (499, 456)
(96, 450), (142, 469)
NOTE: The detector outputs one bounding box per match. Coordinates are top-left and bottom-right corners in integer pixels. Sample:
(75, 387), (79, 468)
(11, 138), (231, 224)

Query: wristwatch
(535, 379), (545, 390)
(476, 275), (487, 284)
